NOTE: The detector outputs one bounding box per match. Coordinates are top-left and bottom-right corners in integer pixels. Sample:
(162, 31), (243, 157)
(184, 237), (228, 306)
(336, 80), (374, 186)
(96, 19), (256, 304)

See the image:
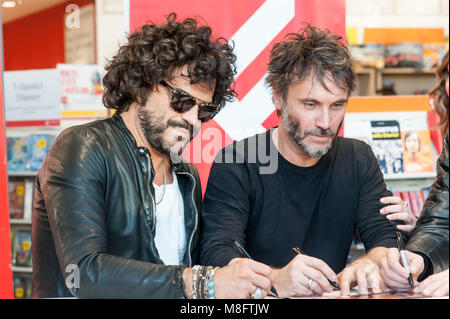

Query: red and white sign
(0, 18), (14, 298)
(127, 0), (346, 193)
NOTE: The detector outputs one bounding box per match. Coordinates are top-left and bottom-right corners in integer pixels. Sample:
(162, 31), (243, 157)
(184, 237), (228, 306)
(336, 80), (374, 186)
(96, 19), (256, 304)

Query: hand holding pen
(292, 247), (340, 290)
(396, 232), (414, 288)
(233, 241), (279, 297)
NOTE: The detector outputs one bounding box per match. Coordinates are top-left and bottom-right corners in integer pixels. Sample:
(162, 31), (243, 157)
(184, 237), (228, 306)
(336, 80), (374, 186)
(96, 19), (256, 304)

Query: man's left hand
(338, 256), (384, 296)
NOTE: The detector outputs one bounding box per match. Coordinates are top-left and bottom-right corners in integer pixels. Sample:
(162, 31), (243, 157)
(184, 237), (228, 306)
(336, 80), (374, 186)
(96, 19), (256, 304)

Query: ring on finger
(402, 201), (409, 209)
(308, 279), (314, 289)
(251, 287), (262, 299)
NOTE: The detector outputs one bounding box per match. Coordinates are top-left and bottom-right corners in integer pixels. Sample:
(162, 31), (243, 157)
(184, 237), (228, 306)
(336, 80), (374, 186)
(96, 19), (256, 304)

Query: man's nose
(316, 109), (331, 130)
(180, 104), (200, 128)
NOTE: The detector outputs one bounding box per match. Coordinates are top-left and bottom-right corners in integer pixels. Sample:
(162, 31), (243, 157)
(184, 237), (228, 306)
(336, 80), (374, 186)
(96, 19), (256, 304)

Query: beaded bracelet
(199, 266), (209, 299)
(203, 267), (220, 299)
(192, 265), (221, 299)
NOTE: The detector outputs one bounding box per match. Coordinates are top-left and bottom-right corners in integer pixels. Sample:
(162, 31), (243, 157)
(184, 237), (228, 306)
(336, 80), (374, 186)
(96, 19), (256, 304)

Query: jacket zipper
(143, 149), (197, 266)
(146, 153), (157, 232)
(177, 171), (198, 267)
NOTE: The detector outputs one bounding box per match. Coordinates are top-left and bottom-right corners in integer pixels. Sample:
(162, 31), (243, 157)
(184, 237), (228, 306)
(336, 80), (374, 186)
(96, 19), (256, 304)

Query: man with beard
(200, 24), (403, 297)
(31, 13), (273, 299)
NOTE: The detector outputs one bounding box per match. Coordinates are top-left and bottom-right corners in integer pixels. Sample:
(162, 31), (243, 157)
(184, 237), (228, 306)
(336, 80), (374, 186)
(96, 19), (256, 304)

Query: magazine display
(344, 111), (435, 176)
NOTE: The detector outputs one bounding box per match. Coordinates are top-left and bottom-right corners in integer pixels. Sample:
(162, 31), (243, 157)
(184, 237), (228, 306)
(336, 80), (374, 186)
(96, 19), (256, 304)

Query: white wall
(346, 0), (449, 41)
(95, 0), (127, 67)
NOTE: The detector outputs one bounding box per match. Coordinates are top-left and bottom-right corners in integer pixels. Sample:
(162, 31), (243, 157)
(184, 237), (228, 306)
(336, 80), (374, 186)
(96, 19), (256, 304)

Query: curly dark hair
(102, 12), (237, 113)
(429, 50), (449, 135)
(265, 23), (356, 100)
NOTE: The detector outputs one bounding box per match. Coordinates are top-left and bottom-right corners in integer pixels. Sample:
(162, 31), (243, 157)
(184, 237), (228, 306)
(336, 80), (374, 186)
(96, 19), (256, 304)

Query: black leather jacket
(407, 133), (449, 277)
(32, 113), (202, 298)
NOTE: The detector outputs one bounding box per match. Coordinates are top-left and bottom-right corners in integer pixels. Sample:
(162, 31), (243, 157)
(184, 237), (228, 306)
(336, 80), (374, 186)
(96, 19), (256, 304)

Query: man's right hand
(214, 258), (273, 299)
(380, 247), (425, 291)
(270, 254), (337, 297)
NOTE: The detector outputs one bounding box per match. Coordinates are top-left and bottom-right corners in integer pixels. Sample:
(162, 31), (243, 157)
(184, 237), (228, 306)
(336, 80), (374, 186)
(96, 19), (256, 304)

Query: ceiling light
(2, 1), (17, 8)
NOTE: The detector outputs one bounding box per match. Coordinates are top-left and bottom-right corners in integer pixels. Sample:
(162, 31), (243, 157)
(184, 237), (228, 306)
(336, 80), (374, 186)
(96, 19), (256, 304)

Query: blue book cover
(7, 136), (28, 172)
(28, 134), (55, 171)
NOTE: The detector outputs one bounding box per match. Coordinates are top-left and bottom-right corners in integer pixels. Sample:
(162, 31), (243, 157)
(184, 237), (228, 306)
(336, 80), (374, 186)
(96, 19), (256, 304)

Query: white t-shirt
(153, 171), (186, 265)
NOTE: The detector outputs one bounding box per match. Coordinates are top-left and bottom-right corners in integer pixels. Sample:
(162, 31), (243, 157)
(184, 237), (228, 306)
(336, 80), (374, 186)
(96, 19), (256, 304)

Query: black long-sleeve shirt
(200, 128), (401, 273)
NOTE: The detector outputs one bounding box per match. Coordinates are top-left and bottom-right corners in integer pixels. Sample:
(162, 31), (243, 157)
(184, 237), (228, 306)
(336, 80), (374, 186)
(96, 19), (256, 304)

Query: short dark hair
(102, 12), (237, 113)
(265, 24), (356, 99)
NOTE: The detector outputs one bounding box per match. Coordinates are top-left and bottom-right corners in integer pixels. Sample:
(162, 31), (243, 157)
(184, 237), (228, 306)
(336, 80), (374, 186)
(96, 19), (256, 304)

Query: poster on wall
(3, 69), (61, 127)
(58, 64), (106, 118)
(127, 0), (346, 193)
(344, 111), (435, 178)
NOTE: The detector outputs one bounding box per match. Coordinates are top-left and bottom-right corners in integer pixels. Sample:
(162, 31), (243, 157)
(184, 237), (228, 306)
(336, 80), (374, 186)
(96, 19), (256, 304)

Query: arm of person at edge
(379, 196), (417, 233)
(200, 145), (338, 298)
(338, 142), (407, 296)
(43, 127), (272, 299)
(380, 134), (449, 297)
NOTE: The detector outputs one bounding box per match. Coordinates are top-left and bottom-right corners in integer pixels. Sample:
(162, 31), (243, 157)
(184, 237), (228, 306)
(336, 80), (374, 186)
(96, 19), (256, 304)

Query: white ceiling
(1, 0), (69, 24)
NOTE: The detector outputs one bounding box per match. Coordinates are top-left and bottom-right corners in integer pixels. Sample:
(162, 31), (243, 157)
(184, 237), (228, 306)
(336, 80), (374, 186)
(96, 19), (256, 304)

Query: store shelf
(12, 266), (33, 273)
(354, 68), (376, 96)
(7, 171), (38, 177)
(10, 219), (32, 225)
(381, 68), (436, 75)
(377, 68), (437, 95)
(384, 172), (436, 180)
(354, 67), (437, 96)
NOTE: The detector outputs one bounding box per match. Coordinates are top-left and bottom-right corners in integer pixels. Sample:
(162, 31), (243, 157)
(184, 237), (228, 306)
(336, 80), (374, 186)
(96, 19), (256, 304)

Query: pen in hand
(292, 247), (340, 290)
(396, 231), (414, 288)
(233, 240), (279, 297)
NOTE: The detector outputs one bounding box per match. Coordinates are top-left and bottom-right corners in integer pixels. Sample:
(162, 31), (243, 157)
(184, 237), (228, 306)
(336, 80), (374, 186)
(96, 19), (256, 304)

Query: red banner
(128, 0), (346, 194)
(0, 7), (14, 298)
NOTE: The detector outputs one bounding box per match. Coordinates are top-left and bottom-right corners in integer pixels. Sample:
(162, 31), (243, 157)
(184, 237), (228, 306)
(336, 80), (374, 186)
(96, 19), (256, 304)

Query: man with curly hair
(32, 13), (273, 299)
(200, 24), (404, 297)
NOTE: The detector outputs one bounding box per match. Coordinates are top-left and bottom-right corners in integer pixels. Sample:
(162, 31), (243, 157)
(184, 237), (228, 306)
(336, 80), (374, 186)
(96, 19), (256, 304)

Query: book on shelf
(349, 43), (385, 69)
(7, 136), (28, 172)
(371, 120), (404, 175)
(422, 43), (448, 69)
(385, 43), (423, 68)
(13, 275), (32, 299)
(6, 133), (57, 172)
(28, 134), (56, 171)
(344, 111), (435, 177)
(8, 178), (34, 220)
(401, 130), (434, 174)
(8, 179), (25, 219)
(12, 228), (32, 268)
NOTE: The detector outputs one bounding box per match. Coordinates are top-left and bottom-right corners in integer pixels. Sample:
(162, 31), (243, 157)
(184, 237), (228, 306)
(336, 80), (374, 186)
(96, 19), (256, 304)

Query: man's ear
(273, 91), (283, 111)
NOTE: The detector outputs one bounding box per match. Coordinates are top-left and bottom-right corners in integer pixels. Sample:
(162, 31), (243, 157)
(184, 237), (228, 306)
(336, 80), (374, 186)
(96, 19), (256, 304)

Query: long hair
(429, 50), (449, 135)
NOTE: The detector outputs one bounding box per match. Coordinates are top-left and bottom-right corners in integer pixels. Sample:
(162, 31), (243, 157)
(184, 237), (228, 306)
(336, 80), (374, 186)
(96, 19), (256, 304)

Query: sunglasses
(160, 81), (221, 122)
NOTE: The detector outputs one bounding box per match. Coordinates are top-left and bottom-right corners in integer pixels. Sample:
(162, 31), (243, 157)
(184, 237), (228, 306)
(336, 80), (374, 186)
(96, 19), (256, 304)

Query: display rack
(354, 67), (437, 96)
